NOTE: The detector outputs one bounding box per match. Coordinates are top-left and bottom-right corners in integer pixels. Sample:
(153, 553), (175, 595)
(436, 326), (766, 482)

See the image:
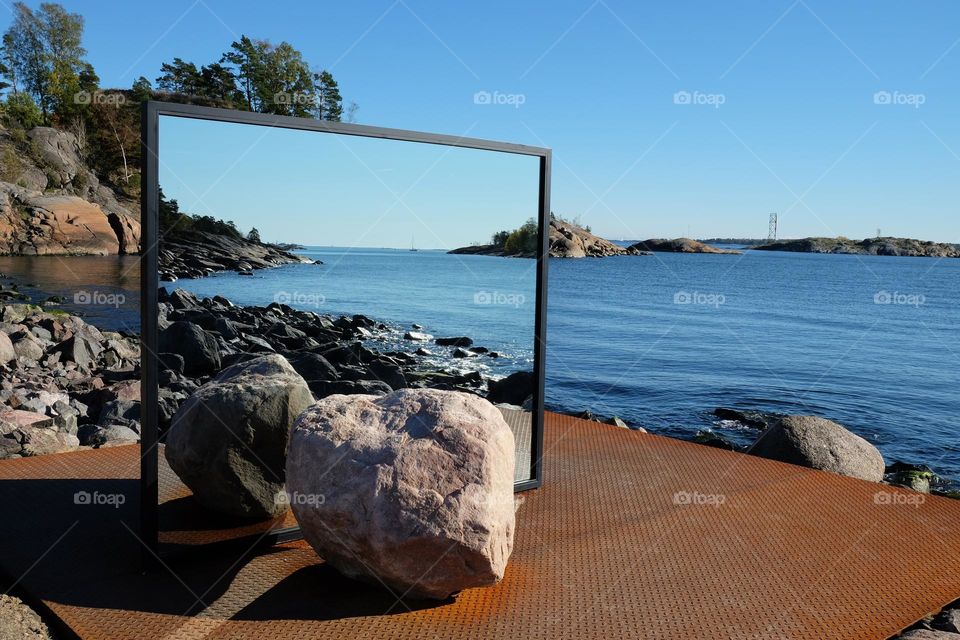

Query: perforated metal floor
(2, 412), (960, 639)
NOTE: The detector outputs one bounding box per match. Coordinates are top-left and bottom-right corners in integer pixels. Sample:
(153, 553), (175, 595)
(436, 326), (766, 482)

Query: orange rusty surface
(2, 412), (960, 639)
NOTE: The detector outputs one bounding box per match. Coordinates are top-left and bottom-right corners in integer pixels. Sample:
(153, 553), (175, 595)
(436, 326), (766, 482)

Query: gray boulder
(286, 388), (516, 599)
(749, 415), (885, 482)
(164, 354), (314, 518)
(81, 424), (140, 448)
(158, 321), (221, 376)
(487, 370), (535, 406)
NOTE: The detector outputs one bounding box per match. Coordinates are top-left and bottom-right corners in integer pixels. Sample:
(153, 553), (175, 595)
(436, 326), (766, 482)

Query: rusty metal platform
(2, 412), (960, 639)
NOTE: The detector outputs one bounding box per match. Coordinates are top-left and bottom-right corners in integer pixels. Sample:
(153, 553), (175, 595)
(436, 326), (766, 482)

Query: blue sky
(6, 1), (960, 242)
(159, 116), (540, 247)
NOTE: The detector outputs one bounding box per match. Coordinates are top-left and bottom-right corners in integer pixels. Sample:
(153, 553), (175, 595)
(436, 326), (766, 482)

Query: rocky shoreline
(0, 286), (534, 459)
(753, 236), (960, 258)
(159, 231), (312, 281)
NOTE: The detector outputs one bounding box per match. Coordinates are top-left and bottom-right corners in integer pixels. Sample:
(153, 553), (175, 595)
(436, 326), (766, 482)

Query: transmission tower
(768, 213), (778, 242)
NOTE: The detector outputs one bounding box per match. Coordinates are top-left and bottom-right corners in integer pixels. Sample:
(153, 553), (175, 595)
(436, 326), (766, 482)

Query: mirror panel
(152, 112), (543, 548)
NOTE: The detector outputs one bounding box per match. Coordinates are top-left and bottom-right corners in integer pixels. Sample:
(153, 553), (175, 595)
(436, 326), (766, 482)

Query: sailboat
(410, 235), (418, 252)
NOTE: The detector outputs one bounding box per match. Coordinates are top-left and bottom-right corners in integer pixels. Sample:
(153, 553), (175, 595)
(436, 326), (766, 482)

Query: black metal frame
(139, 100), (550, 568)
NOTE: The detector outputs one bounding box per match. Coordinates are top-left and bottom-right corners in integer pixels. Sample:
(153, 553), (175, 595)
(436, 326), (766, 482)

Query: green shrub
(8, 127), (28, 146)
(3, 93), (44, 130)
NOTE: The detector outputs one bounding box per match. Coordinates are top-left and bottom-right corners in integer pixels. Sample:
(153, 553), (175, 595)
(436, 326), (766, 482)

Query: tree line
(489, 213), (591, 255)
(491, 218), (539, 255)
(0, 2), (354, 196)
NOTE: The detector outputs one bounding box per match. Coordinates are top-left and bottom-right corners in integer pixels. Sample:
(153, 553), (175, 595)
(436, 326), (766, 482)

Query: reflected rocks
(159, 231), (311, 281)
(487, 371), (533, 406)
(435, 336), (473, 347)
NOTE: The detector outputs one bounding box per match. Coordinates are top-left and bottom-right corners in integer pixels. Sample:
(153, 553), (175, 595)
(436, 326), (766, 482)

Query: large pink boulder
(286, 389), (516, 599)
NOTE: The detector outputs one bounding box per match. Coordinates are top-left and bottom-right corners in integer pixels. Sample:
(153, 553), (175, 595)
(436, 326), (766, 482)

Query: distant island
(753, 236), (960, 258)
(629, 238), (741, 255)
(450, 221), (959, 261)
(449, 216), (651, 258)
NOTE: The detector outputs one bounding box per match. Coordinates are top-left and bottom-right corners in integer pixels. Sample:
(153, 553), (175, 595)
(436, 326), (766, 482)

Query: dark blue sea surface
(161, 247), (536, 382)
(547, 249), (960, 479)
(3, 248), (957, 480)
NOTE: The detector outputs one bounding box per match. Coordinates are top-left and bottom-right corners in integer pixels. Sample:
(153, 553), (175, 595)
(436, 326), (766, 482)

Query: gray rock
(10, 331), (44, 361)
(435, 336), (473, 347)
(98, 399), (140, 427)
(0, 331), (14, 363)
(934, 609), (960, 633)
(30, 326), (52, 341)
(284, 351), (337, 384)
(899, 630), (960, 639)
(0, 304), (34, 324)
(487, 370), (535, 406)
(608, 416), (629, 429)
(749, 415), (885, 482)
(309, 379), (392, 398)
(52, 334), (102, 369)
(404, 331), (432, 341)
(82, 424), (140, 447)
(18, 425), (79, 456)
(0, 593), (53, 640)
(164, 354), (314, 518)
(51, 399), (79, 434)
(286, 389), (516, 599)
(158, 321), (221, 376)
(158, 352), (185, 374)
(28, 127), (84, 185)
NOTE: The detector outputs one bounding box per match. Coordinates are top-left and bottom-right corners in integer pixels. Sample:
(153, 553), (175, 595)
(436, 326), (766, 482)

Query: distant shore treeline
(698, 238), (768, 246)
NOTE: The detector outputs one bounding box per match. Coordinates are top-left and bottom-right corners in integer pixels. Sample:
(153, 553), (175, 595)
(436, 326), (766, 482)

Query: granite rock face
(0, 185), (139, 255)
(286, 388), (516, 599)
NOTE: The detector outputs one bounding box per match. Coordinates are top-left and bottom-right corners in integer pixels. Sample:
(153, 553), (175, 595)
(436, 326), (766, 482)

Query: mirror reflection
(154, 115), (541, 545)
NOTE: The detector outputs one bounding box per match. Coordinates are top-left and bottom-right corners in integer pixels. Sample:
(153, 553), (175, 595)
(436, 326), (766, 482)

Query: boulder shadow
(159, 493), (292, 534)
(232, 563), (451, 621)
